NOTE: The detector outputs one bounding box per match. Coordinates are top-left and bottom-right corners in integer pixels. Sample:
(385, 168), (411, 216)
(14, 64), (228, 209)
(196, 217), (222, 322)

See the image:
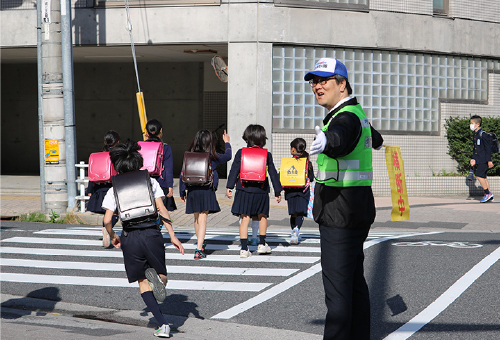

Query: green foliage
(49, 210), (60, 223)
(16, 212), (48, 223)
(16, 211), (85, 224)
(445, 116), (500, 176)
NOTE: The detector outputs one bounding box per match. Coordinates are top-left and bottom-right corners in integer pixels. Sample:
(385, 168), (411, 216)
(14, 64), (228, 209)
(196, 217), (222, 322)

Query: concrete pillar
(227, 42), (273, 157)
(41, 0), (68, 213)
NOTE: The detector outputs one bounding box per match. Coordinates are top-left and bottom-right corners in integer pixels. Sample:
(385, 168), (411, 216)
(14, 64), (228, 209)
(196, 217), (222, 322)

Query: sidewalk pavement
(1, 175), (499, 232)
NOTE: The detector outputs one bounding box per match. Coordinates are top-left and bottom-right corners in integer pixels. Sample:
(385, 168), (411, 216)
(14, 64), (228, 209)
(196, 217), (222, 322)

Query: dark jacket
(154, 144), (174, 189)
(313, 97), (383, 229)
(226, 147), (282, 196)
(179, 142), (232, 197)
(472, 128), (492, 164)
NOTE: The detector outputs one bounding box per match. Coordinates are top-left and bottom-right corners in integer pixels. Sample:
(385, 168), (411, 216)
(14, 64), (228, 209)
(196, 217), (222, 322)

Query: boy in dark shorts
(470, 115), (494, 202)
(102, 140), (184, 338)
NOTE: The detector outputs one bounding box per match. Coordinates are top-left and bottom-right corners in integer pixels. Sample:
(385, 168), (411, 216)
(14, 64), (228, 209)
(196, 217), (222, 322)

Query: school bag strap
(181, 152), (213, 186)
(111, 169), (158, 229)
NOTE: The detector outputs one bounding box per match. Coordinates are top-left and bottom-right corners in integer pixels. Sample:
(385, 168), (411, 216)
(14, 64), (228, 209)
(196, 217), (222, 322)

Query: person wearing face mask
(305, 58), (383, 340)
(469, 115), (494, 202)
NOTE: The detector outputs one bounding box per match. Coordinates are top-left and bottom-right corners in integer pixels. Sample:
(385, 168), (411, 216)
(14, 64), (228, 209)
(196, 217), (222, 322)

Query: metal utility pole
(38, 0), (68, 213)
(61, 0), (77, 209)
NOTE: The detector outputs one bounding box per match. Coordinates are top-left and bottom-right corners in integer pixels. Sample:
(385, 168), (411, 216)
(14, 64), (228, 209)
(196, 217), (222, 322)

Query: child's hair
(188, 130), (219, 159)
(291, 137), (314, 172)
(242, 124), (267, 147)
(103, 130), (120, 151)
(145, 119), (163, 142)
(109, 140), (144, 174)
(471, 115), (482, 126)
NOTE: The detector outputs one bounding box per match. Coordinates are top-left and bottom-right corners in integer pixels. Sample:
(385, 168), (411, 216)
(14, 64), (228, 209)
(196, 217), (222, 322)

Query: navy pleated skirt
(286, 195), (308, 215)
(87, 187), (110, 214)
(160, 187), (177, 212)
(231, 190), (270, 217)
(185, 186), (220, 214)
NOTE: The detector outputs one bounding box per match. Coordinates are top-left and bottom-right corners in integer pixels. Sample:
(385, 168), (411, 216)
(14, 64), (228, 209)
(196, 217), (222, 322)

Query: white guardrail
(75, 161), (89, 213)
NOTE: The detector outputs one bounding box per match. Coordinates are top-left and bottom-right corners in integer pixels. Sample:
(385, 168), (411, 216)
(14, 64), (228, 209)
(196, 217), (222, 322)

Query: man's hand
(180, 196), (186, 203)
(488, 161), (494, 168)
(470, 159), (476, 166)
(275, 195), (281, 203)
(167, 187), (173, 197)
(226, 189), (232, 199)
(310, 126), (327, 155)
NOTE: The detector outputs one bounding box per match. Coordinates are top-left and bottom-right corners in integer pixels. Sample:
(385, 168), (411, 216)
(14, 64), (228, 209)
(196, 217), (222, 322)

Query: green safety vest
(316, 104), (373, 187)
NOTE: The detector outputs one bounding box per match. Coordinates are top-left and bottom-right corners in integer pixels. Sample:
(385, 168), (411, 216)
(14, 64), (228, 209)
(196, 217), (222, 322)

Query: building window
(274, 0), (368, 11)
(433, 0), (448, 16)
(272, 46), (500, 133)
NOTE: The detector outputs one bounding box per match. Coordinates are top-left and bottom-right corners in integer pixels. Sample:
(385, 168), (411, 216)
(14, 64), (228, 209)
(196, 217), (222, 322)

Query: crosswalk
(0, 225), (436, 317)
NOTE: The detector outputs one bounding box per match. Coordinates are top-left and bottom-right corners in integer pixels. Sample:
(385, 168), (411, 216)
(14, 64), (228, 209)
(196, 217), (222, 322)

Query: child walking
(180, 129), (232, 259)
(283, 138), (315, 244)
(226, 124), (282, 258)
(86, 130), (120, 247)
(144, 119), (177, 211)
(102, 140), (184, 338)
(470, 115), (495, 202)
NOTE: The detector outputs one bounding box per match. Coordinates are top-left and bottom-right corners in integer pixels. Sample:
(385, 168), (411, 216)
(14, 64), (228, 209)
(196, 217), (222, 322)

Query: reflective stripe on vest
(316, 103), (373, 187)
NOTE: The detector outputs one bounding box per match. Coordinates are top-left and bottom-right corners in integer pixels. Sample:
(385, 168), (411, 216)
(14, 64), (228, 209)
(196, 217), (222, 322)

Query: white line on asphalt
(0, 247), (319, 263)
(3, 237), (322, 253)
(0, 273), (271, 292)
(0, 258), (298, 276)
(212, 231), (442, 320)
(383, 244), (500, 340)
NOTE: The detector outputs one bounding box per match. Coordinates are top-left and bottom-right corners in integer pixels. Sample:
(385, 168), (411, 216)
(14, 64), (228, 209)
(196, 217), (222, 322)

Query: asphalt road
(1, 221), (500, 339)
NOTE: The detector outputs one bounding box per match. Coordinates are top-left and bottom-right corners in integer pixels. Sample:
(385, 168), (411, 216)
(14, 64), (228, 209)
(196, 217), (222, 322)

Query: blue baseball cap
(304, 58), (348, 81)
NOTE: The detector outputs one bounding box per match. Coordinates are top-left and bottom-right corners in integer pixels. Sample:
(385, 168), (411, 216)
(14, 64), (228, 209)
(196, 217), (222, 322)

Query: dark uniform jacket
(313, 97), (383, 229)
(472, 128), (492, 165)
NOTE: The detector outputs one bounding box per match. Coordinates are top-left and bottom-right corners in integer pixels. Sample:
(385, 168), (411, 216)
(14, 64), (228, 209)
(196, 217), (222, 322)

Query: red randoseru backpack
(88, 151), (117, 183)
(240, 146), (268, 187)
(137, 141), (164, 177)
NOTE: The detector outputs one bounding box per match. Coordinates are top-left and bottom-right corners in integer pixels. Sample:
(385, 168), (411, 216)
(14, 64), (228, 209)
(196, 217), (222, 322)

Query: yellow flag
(385, 145), (410, 221)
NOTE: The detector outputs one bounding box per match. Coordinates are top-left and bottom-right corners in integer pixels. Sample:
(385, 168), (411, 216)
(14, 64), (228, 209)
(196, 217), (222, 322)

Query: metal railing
(75, 161), (89, 213)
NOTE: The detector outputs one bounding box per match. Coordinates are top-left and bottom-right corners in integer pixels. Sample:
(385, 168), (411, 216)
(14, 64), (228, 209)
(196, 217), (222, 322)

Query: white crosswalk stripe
(0, 226), (431, 297)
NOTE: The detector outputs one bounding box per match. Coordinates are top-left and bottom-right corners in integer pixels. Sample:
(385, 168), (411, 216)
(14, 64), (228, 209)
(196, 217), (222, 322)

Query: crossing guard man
(305, 58), (383, 340)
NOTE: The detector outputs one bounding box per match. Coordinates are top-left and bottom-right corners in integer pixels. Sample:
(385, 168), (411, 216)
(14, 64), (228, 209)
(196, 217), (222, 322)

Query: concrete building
(2, 0), (500, 198)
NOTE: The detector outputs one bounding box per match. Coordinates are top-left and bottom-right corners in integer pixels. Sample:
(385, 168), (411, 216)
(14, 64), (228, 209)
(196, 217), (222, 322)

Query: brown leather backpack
(181, 152), (213, 186)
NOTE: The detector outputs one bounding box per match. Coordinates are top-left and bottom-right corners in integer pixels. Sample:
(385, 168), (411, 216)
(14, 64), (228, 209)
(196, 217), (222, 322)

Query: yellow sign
(45, 139), (59, 164)
(385, 145), (410, 221)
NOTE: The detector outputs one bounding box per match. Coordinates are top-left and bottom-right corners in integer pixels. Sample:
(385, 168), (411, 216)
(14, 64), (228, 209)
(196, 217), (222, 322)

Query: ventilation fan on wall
(211, 56), (228, 83)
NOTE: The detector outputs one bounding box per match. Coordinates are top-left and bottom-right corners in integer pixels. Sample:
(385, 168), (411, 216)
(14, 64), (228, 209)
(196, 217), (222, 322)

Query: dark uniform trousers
(319, 224), (371, 340)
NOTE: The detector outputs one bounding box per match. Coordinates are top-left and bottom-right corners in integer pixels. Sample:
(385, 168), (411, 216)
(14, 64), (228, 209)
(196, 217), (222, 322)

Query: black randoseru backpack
(480, 131), (500, 154)
(112, 170), (158, 228)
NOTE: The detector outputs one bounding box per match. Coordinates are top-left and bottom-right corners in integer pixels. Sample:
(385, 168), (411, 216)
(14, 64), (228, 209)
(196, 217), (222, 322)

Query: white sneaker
(145, 268), (167, 302)
(257, 243), (272, 254)
(290, 227), (299, 245)
(240, 249), (252, 258)
(154, 324), (170, 338)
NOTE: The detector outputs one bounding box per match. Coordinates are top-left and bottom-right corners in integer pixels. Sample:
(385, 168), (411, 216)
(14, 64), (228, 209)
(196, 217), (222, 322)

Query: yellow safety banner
(136, 92), (148, 141)
(385, 145), (410, 221)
